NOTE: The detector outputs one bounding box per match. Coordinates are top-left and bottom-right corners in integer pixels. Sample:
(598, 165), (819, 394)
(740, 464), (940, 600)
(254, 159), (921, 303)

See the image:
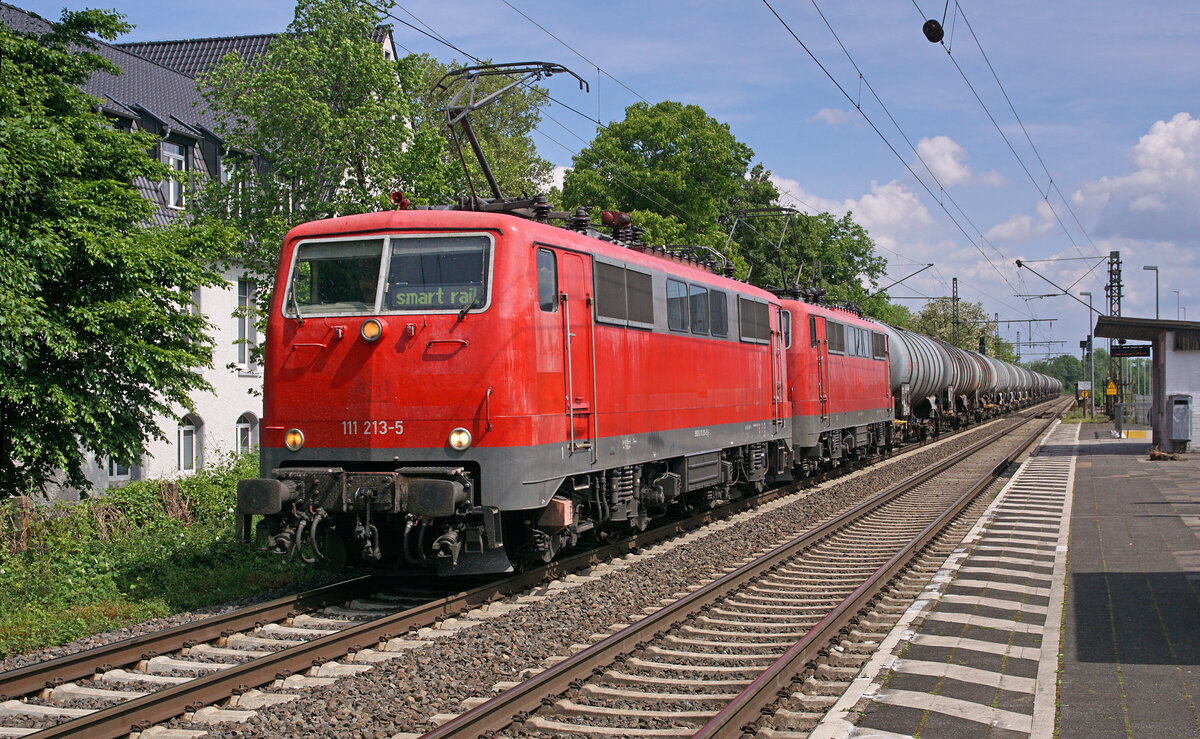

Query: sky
(17, 0), (1200, 359)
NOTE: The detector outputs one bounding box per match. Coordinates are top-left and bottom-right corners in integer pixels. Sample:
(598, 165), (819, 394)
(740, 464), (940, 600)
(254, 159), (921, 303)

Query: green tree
(405, 54), (554, 202)
(562, 101), (754, 249)
(1029, 354), (1083, 395)
(0, 10), (239, 495)
(196, 0), (447, 277)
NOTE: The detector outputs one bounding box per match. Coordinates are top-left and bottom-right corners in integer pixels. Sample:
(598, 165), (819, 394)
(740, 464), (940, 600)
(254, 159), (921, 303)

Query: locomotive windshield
(385, 234), (490, 311)
(284, 234), (491, 316)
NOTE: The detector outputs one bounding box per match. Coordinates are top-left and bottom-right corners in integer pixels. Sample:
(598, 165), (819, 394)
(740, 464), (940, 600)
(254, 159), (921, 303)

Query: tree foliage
(0, 10), (238, 495)
(196, 0), (447, 275)
(1029, 354), (1083, 394)
(562, 101), (754, 249)
(405, 54), (554, 202)
(561, 101), (889, 313)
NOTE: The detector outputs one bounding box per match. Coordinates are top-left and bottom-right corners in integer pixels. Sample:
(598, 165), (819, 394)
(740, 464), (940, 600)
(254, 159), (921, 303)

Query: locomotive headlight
(448, 427), (472, 451)
(285, 428), (305, 451)
(360, 318), (384, 342)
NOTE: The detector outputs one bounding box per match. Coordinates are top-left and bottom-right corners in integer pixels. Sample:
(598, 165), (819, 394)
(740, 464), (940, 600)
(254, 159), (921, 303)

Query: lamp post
(1081, 291), (1094, 418)
(1143, 265), (1159, 319)
(1175, 290), (1181, 320)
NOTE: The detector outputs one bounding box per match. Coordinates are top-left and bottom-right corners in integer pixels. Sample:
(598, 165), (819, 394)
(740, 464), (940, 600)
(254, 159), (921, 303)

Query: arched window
(236, 412), (259, 455)
(178, 414), (202, 471)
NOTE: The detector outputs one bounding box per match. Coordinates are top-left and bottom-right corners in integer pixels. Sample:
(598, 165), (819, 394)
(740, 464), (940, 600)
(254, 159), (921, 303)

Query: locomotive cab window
(782, 310), (792, 349)
(286, 238), (384, 315)
(285, 233), (492, 317)
(536, 248), (557, 312)
(386, 234), (490, 312)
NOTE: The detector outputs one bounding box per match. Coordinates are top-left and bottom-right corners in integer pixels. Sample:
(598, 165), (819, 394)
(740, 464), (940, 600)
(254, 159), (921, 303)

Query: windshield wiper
(457, 296), (482, 322)
(289, 285), (305, 325)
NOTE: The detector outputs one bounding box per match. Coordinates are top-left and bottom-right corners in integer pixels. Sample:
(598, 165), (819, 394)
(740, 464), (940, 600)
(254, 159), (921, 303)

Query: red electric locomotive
(780, 299), (894, 475)
(237, 208), (795, 575)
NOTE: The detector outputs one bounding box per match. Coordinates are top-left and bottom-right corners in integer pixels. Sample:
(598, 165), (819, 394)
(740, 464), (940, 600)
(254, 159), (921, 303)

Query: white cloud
(1073, 112), (1200, 242)
(551, 166), (569, 191)
(809, 107), (855, 125)
(986, 201), (1060, 243)
(914, 135), (1006, 188)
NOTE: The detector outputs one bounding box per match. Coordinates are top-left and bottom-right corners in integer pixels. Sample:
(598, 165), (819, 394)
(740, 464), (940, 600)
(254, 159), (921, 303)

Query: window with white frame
(178, 416), (200, 471)
(236, 413), (258, 455)
(162, 141), (187, 209)
(236, 279), (257, 369)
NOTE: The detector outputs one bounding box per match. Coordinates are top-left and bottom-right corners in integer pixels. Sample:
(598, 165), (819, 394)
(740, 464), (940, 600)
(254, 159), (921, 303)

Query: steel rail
(15, 453), (863, 738)
(0, 576), (375, 701)
(420, 407), (1056, 738)
(15, 398), (1062, 738)
(694, 409), (1060, 737)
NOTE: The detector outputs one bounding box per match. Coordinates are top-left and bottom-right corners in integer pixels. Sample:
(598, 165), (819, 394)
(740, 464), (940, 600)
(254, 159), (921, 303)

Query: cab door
(558, 252), (595, 458)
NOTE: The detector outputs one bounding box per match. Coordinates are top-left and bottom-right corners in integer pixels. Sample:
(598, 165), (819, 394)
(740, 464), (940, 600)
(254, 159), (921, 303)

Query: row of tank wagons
(880, 323), (1061, 435)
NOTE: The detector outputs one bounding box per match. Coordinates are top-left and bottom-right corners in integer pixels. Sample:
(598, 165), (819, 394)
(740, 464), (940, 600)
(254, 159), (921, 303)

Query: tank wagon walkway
(811, 420), (1200, 738)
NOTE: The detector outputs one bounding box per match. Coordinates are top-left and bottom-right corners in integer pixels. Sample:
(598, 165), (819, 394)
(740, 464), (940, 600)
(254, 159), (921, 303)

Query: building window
(236, 413), (258, 455)
(162, 141), (187, 209)
(178, 416), (200, 471)
(237, 279), (257, 368)
(107, 459), (131, 479)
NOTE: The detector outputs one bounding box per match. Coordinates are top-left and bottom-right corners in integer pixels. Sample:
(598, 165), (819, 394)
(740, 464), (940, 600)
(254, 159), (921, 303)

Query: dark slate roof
(115, 26), (396, 80)
(116, 34), (275, 79)
(0, 2), (221, 132)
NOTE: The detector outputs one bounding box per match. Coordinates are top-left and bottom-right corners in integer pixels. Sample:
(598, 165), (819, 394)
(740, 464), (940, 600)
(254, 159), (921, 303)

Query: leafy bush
(0, 452), (315, 657)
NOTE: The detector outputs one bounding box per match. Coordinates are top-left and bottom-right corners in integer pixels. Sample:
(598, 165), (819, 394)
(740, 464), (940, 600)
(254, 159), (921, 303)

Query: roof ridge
(114, 31), (285, 47)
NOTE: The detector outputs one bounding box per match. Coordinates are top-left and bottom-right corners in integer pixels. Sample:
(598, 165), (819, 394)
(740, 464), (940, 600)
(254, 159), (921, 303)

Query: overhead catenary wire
(762, 0), (1031, 316)
(908, 0), (1100, 261)
(368, 1), (710, 231)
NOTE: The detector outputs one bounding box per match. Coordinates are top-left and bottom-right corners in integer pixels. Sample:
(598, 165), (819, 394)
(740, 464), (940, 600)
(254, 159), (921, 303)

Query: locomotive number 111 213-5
(341, 420), (404, 436)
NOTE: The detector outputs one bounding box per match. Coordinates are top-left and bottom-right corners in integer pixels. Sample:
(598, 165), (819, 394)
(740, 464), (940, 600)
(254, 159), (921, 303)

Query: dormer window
(162, 141), (187, 209)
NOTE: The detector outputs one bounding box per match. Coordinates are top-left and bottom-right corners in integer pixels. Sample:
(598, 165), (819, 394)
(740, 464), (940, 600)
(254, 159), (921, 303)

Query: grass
(1059, 406), (1111, 424)
(0, 452), (316, 658)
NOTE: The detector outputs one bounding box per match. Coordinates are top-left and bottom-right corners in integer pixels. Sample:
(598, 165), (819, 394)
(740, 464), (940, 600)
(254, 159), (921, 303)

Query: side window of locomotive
(689, 285), (710, 334)
(827, 321), (846, 354)
(872, 331), (887, 360)
(666, 279), (689, 332)
(594, 262), (628, 322)
(386, 234), (490, 311)
(287, 238), (384, 315)
(536, 248), (557, 312)
(737, 297), (769, 344)
(594, 261), (654, 328)
(710, 290), (728, 337)
(782, 310), (792, 349)
(626, 269), (654, 326)
(810, 315), (818, 346)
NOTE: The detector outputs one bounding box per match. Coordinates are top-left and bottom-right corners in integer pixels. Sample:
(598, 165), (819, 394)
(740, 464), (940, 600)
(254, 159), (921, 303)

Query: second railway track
(425, 399), (1067, 738)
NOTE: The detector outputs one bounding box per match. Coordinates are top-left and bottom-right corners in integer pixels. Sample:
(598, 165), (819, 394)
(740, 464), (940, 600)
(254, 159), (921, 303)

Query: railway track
(0, 400), (1064, 738)
(423, 399), (1068, 737)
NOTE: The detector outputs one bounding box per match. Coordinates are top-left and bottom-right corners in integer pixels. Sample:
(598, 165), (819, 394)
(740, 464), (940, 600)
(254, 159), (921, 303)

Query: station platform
(811, 419), (1200, 738)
